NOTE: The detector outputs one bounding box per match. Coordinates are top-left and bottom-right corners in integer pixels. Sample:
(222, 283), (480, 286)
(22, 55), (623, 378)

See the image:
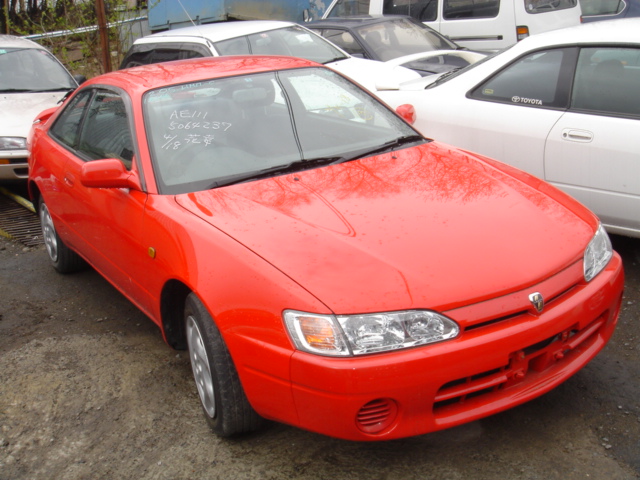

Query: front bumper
(0, 150), (28, 181)
(279, 253), (624, 441)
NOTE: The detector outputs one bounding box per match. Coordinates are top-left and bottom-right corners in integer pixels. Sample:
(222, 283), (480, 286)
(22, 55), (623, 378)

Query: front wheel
(38, 196), (85, 273)
(184, 293), (263, 437)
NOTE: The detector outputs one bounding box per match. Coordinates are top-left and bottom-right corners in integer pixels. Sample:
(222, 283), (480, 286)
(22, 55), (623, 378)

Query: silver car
(0, 35), (80, 182)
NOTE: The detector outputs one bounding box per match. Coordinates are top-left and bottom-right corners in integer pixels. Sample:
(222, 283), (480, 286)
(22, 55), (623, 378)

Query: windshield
(144, 67), (421, 194)
(213, 25), (349, 64)
(356, 18), (458, 61)
(0, 47), (76, 93)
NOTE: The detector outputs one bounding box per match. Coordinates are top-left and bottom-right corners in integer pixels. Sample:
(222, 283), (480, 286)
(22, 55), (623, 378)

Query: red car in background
(27, 56), (624, 441)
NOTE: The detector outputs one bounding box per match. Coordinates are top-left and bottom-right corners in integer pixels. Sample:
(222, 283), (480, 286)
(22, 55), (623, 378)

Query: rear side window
(383, 0), (438, 21)
(470, 48), (575, 109)
(119, 43), (210, 69)
(580, 0), (625, 15)
(327, 0), (372, 17)
(571, 47), (640, 116)
(215, 37), (250, 55)
(443, 0), (499, 18)
(525, 0), (578, 13)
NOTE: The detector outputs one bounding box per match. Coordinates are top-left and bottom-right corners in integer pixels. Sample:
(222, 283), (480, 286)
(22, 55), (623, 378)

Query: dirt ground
(1, 231), (639, 480)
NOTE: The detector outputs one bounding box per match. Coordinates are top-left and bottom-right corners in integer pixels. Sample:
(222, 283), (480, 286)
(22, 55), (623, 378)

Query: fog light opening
(356, 398), (398, 434)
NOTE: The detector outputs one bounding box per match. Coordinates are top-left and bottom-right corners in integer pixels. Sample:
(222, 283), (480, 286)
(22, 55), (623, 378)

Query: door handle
(64, 173), (75, 186)
(561, 129), (593, 143)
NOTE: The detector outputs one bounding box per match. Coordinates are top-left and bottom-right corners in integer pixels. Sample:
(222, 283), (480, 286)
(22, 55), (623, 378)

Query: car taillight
(516, 26), (529, 41)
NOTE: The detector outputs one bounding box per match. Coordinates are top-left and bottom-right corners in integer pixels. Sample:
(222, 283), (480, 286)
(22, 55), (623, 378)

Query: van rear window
(525, 0), (578, 14)
(443, 0), (500, 19)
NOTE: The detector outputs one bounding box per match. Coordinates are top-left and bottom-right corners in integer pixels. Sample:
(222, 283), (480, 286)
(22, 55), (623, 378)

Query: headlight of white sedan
(284, 310), (459, 357)
(584, 224), (613, 282)
(0, 137), (27, 151)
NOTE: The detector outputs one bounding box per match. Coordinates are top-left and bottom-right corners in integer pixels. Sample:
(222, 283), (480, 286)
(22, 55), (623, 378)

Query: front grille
(433, 313), (607, 413)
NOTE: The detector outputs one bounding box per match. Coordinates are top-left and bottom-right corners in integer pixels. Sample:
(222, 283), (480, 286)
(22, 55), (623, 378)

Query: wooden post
(95, 0), (112, 73)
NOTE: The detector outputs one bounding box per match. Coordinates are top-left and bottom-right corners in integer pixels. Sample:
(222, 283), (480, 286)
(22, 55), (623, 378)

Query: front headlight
(584, 224), (613, 282)
(0, 137), (27, 151)
(284, 310), (459, 357)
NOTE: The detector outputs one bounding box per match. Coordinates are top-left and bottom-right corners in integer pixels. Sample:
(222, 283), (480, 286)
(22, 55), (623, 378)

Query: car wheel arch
(160, 279), (192, 350)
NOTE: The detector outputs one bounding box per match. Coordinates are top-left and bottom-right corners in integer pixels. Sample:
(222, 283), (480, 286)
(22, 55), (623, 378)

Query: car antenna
(177, 0), (199, 27)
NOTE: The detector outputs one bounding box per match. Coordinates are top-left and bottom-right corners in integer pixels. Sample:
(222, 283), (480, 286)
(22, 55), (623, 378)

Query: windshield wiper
(0, 86), (75, 94)
(427, 67), (463, 88)
(205, 157), (333, 189)
(58, 88), (77, 104)
(204, 135), (424, 189)
(0, 88), (39, 93)
(322, 55), (349, 64)
(328, 135), (425, 166)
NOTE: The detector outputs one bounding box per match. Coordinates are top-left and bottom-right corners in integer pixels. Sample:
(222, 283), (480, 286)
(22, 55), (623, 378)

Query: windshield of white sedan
(0, 47), (76, 93)
(144, 67), (420, 194)
(214, 26), (349, 64)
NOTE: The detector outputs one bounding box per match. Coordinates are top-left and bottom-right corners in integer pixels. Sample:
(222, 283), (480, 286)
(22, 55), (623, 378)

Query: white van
(321, 0), (583, 50)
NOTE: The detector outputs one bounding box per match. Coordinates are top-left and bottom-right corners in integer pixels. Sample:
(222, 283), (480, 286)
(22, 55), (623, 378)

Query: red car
(27, 56), (624, 441)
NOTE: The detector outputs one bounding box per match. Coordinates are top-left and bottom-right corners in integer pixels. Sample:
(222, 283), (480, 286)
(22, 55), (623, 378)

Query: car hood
(0, 91), (68, 137)
(326, 56), (420, 92)
(175, 142), (594, 314)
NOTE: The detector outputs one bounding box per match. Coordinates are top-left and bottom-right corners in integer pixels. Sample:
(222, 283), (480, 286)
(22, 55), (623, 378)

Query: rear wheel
(38, 196), (85, 273)
(184, 293), (263, 437)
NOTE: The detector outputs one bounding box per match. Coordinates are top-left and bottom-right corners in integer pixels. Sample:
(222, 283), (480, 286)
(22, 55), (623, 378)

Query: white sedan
(377, 18), (640, 239)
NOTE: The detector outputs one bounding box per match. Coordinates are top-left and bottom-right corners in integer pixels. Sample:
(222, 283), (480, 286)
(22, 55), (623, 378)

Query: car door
(429, 47), (575, 178)
(50, 87), (151, 306)
(544, 46), (640, 237)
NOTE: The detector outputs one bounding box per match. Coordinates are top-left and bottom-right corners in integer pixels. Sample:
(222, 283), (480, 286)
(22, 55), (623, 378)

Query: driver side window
(77, 91), (134, 169)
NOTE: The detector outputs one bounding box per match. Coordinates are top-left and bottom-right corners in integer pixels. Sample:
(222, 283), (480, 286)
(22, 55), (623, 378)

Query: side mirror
(81, 159), (141, 190)
(33, 107), (58, 125)
(395, 104), (416, 125)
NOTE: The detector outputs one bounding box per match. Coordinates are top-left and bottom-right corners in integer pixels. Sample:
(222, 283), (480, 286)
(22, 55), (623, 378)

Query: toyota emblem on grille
(529, 292), (544, 313)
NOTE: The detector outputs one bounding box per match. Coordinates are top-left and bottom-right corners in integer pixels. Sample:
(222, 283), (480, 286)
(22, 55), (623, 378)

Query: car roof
(85, 55), (319, 96)
(307, 15), (416, 29)
(135, 20), (298, 45)
(513, 17), (640, 51)
(0, 34), (47, 50)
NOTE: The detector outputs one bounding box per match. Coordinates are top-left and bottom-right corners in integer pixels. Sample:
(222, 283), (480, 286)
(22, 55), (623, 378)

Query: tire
(38, 196), (85, 274)
(184, 293), (263, 437)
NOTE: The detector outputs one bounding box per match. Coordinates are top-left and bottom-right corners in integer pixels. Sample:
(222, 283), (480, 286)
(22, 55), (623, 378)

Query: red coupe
(27, 56), (624, 441)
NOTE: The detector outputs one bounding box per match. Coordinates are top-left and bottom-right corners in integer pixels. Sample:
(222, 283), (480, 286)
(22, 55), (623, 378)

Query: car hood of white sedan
(326, 56), (421, 92)
(0, 91), (68, 138)
(176, 142), (594, 314)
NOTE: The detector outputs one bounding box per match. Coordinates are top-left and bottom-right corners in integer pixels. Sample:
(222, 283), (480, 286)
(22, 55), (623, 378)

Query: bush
(3, 0), (148, 78)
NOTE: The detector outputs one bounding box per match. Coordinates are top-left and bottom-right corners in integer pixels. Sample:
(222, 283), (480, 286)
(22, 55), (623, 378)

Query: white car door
(544, 46), (640, 237)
